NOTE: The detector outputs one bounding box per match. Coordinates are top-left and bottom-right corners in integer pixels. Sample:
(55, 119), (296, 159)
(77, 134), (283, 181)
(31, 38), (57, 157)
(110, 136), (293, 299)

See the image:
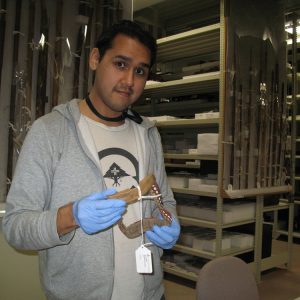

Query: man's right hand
(72, 188), (126, 234)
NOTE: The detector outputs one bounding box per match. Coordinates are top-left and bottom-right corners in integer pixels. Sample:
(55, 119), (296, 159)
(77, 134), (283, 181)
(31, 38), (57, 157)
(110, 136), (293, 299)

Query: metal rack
(134, 0), (293, 282)
(282, 11), (300, 239)
(144, 72), (220, 97)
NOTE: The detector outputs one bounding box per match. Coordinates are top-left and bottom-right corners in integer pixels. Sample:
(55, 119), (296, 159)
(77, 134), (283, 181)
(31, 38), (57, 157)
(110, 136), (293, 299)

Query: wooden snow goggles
(108, 174), (172, 238)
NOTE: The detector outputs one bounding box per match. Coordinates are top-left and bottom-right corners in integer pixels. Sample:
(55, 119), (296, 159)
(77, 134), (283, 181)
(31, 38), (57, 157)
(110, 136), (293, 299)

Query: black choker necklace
(85, 95), (143, 124)
(85, 96), (126, 122)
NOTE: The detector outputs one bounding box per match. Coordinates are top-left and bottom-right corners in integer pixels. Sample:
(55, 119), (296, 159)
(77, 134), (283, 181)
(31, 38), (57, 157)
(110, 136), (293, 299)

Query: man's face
(90, 34), (151, 116)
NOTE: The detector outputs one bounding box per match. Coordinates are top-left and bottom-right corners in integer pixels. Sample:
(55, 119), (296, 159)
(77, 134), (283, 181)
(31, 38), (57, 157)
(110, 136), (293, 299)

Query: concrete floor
(164, 240), (300, 300)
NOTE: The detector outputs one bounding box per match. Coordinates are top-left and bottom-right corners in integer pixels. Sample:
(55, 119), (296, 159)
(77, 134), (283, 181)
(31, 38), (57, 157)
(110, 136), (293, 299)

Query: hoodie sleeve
(149, 127), (178, 219)
(2, 118), (74, 250)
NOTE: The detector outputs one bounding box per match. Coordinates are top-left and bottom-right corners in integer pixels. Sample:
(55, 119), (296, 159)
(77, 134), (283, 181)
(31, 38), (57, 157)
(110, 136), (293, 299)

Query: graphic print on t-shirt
(98, 147), (139, 190)
(82, 116), (144, 300)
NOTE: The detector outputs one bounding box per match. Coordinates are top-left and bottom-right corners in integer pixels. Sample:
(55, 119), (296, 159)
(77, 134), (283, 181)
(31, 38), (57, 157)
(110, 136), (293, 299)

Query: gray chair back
(196, 256), (260, 300)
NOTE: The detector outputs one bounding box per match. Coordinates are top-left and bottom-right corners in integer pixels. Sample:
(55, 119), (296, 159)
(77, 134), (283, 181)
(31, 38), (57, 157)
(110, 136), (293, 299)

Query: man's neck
(79, 99), (125, 127)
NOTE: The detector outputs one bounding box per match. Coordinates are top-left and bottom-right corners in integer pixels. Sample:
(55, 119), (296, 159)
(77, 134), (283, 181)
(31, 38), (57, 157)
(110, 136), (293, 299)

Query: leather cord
(85, 95), (143, 124)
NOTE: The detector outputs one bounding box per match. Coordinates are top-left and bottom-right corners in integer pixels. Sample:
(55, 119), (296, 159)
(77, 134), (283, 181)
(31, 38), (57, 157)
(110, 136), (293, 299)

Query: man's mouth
(115, 89), (132, 97)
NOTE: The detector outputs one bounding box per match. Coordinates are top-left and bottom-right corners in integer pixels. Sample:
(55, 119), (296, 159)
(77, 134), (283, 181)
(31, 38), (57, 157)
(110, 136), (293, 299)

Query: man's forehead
(109, 34), (151, 64)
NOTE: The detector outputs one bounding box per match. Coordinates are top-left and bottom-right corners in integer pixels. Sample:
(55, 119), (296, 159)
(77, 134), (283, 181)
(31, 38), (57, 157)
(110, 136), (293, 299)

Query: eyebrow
(114, 55), (150, 69)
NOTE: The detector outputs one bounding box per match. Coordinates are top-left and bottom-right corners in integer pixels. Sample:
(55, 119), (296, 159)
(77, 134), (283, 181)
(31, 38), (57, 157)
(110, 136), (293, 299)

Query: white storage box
(167, 176), (188, 188)
(177, 201), (255, 224)
(195, 112), (219, 119)
(188, 178), (204, 189)
(187, 184), (218, 193)
(197, 133), (218, 155)
(188, 148), (199, 154)
(185, 160), (201, 167)
(227, 232), (254, 248)
(178, 233), (195, 247)
(193, 231), (231, 252)
(147, 115), (177, 122)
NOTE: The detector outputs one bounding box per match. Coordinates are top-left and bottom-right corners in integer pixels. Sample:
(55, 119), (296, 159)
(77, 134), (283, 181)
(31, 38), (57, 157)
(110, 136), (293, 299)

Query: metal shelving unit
(134, 0), (293, 283)
(155, 118), (219, 127)
(164, 163), (201, 169)
(178, 215), (256, 229)
(162, 263), (198, 281)
(157, 23), (220, 61)
(135, 100), (219, 117)
(144, 71), (220, 97)
(173, 244), (254, 260)
(279, 13), (300, 239)
(164, 153), (218, 160)
(172, 187), (218, 198)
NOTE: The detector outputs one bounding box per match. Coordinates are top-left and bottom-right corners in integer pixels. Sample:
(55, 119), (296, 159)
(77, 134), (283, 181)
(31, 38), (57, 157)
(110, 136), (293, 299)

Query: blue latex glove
(145, 216), (180, 249)
(73, 188), (126, 234)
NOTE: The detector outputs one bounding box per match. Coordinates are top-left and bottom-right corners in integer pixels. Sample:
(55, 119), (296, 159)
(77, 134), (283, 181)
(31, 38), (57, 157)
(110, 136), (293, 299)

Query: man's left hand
(145, 217), (180, 249)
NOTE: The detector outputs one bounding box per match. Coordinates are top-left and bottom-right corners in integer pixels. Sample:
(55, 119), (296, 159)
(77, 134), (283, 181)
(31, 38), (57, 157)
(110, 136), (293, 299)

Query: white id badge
(135, 245), (153, 274)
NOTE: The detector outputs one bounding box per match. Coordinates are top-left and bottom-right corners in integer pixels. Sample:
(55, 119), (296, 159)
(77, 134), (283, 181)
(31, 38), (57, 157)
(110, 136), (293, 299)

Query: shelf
(287, 41), (300, 51)
(178, 216), (216, 228)
(173, 244), (254, 260)
(162, 263), (198, 281)
(173, 187), (218, 198)
(178, 215), (255, 229)
(222, 185), (292, 199)
(280, 198), (300, 205)
(287, 72), (300, 82)
(277, 229), (300, 239)
(284, 175), (300, 181)
(247, 250), (289, 273)
(155, 117), (219, 128)
(173, 244), (216, 259)
(157, 23), (220, 62)
(263, 202), (290, 212)
(165, 163), (200, 169)
(164, 153), (218, 160)
(134, 0), (220, 42)
(221, 219), (256, 228)
(286, 94), (300, 100)
(287, 115), (300, 121)
(285, 154), (300, 159)
(134, 99), (219, 117)
(260, 253), (289, 272)
(143, 71), (220, 98)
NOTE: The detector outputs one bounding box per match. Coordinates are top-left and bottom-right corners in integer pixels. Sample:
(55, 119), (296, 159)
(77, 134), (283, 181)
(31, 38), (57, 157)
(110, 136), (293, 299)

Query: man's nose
(123, 69), (134, 87)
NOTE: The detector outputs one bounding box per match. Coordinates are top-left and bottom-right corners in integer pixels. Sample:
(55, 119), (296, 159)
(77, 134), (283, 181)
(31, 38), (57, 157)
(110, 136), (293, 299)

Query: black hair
(95, 20), (157, 68)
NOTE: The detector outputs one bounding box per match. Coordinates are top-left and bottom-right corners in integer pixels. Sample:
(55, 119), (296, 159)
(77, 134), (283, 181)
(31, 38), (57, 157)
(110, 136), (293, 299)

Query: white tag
(135, 245), (153, 274)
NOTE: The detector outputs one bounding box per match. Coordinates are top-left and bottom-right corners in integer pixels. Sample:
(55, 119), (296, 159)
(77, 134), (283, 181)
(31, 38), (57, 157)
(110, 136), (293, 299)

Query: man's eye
(135, 68), (146, 76)
(116, 61), (126, 68)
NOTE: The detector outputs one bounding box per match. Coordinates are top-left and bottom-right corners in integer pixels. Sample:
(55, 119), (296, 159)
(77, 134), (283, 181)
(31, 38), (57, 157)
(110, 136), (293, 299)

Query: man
(3, 20), (180, 300)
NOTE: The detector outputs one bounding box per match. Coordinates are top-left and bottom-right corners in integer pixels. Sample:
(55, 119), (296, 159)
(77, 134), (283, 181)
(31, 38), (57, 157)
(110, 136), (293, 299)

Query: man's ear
(89, 48), (100, 70)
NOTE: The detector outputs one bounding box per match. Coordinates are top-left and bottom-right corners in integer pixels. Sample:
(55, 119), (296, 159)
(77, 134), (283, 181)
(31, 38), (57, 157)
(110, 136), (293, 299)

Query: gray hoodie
(3, 99), (177, 300)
